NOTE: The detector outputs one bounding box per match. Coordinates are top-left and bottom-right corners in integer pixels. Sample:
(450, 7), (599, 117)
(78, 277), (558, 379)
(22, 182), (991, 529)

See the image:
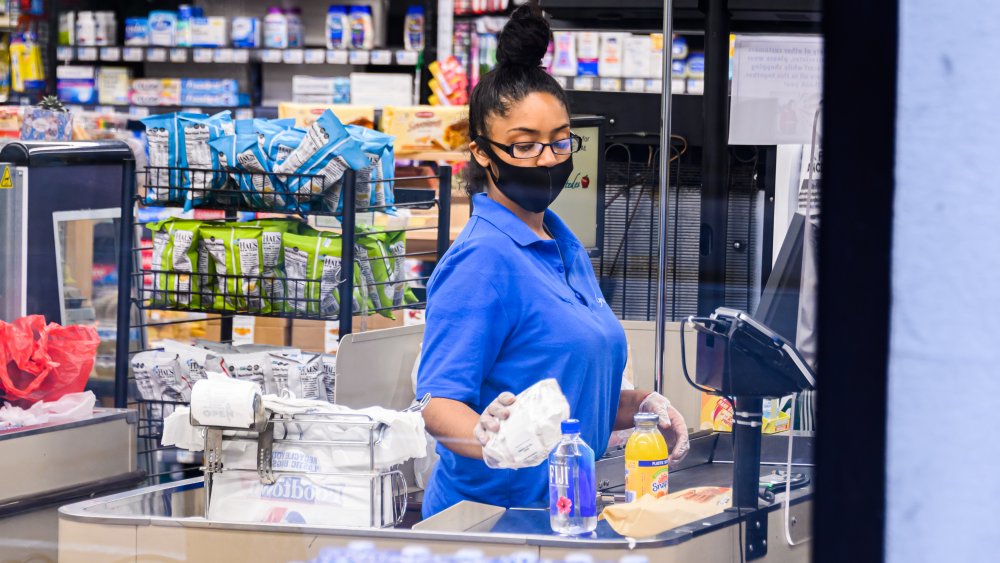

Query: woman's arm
(615, 389), (651, 430)
(423, 397), (486, 460)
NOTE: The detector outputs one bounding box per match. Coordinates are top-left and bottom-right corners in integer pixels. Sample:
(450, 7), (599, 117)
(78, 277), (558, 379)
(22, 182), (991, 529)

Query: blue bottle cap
(561, 419), (581, 434)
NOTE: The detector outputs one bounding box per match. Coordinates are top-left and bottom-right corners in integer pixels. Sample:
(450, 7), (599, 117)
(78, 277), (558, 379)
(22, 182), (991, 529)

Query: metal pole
(436, 165), (452, 258)
(339, 169), (357, 338)
(654, 0), (675, 395)
(113, 157), (136, 408)
(697, 0), (732, 316)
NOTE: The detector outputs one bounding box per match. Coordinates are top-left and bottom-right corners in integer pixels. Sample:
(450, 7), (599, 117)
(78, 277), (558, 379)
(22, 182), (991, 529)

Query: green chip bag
(282, 232), (367, 318)
(356, 235), (396, 319)
(146, 218), (215, 310)
(200, 226), (268, 313)
(384, 230), (419, 307)
(230, 218), (303, 312)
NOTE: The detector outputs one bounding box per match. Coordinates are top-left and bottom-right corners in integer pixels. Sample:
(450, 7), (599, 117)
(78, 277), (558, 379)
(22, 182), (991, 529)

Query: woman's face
(471, 92), (572, 177)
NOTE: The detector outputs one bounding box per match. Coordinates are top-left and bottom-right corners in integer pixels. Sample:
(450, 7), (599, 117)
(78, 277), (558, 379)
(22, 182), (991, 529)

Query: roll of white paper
(190, 375), (261, 428)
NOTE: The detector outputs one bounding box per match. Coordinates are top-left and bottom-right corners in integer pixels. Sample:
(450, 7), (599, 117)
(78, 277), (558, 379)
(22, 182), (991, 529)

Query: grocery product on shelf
(148, 10), (178, 47)
(349, 6), (375, 50)
(404, 6), (425, 52)
(326, 6), (351, 50)
(264, 7), (290, 49)
(278, 102), (376, 129)
(381, 105), (469, 154)
(231, 17), (261, 48)
(125, 18), (149, 46)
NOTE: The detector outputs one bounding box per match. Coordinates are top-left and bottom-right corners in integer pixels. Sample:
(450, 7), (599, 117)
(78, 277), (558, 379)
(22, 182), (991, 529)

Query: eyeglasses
(478, 134), (583, 159)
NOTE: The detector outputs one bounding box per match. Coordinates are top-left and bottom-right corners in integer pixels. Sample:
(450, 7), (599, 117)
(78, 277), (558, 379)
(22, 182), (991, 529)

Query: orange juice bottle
(624, 412), (670, 502)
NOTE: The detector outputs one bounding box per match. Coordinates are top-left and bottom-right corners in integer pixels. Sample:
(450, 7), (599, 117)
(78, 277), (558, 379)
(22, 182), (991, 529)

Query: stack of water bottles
(294, 541), (651, 562)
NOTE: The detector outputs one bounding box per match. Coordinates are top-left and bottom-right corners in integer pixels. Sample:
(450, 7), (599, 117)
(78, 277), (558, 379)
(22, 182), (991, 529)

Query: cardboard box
(381, 105), (469, 154)
(277, 102), (376, 129)
(291, 316), (405, 354)
(205, 316), (289, 346)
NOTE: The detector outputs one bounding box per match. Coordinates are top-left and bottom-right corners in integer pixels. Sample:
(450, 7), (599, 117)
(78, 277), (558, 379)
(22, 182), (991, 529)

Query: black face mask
(481, 144), (574, 213)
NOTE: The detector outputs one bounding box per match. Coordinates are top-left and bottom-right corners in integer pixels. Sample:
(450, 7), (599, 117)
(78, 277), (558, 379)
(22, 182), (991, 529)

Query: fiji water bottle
(548, 419), (597, 535)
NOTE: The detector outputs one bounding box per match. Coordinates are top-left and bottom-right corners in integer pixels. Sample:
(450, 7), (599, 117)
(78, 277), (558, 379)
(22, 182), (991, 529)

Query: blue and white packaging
(190, 17), (228, 47)
(148, 11), (178, 46)
(56, 64), (97, 105)
(273, 110), (368, 205)
(231, 17), (260, 48)
(333, 77), (351, 104)
(125, 18), (149, 46)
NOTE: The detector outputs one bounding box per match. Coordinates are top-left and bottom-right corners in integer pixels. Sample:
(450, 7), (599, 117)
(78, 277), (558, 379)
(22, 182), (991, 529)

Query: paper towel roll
(190, 375), (261, 428)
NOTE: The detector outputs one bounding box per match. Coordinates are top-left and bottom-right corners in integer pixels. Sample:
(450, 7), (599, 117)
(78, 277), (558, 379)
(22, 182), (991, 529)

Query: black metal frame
(814, 0), (896, 560)
(114, 162), (452, 488)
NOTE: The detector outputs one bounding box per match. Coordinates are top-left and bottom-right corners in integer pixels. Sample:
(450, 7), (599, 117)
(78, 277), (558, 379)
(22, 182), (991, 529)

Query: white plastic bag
(0, 391), (96, 429)
(482, 378), (570, 469)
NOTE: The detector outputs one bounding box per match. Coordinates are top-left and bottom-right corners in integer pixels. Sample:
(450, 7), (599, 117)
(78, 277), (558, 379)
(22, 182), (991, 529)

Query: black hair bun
(496, 4), (551, 69)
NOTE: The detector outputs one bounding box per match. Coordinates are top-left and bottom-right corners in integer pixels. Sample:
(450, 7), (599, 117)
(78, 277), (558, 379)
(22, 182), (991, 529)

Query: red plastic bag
(0, 315), (100, 407)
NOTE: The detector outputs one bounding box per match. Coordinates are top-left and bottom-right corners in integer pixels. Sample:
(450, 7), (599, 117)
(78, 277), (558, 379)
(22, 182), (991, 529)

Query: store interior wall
(886, 0), (1000, 560)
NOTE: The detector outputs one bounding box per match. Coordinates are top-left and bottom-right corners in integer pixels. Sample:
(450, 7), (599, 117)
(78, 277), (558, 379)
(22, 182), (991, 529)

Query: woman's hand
(639, 392), (691, 465)
(474, 392), (516, 468)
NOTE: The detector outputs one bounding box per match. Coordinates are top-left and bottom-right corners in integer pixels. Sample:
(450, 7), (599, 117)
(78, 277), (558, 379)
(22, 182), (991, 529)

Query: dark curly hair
(463, 3), (572, 196)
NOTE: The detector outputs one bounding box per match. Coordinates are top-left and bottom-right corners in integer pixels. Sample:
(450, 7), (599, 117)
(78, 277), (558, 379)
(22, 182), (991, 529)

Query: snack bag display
(200, 226), (268, 313)
(205, 351), (274, 393)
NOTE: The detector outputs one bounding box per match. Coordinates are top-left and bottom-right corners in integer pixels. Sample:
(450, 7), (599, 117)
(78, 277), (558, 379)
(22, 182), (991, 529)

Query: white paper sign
(169, 48), (188, 63)
(77, 47), (97, 61)
(193, 48), (213, 63)
(123, 47), (144, 61)
(214, 49), (234, 63)
(282, 49), (304, 64)
(99, 47), (120, 61)
(146, 48), (167, 62)
(729, 35), (823, 145)
(305, 49), (326, 64)
(348, 50), (370, 65)
(328, 50), (349, 64)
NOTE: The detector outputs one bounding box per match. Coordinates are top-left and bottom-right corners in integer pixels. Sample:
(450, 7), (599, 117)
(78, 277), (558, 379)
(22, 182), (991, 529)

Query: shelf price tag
(599, 78), (622, 92)
(395, 50), (419, 65)
(348, 50), (370, 65)
(193, 48), (214, 63)
(573, 76), (595, 91)
(214, 48), (234, 63)
(260, 49), (281, 63)
(305, 49), (326, 64)
(128, 106), (151, 118)
(645, 79), (664, 94)
(100, 47), (121, 61)
(371, 50), (392, 65)
(169, 48), (188, 63)
(56, 46), (74, 60)
(282, 49), (304, 64)
(122, 47), (144, 62)
(233, 49), (250, 64)
(77, 47), (98, 61)
(623, 78), (645, 93)
(146, 48), (168, 62)
(327, 50), (349, 64)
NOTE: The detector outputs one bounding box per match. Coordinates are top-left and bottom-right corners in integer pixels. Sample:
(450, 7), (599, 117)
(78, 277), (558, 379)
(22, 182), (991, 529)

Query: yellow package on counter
(381, 105), (469, 153)
(278, 102), (376, 129)
(700, 394), (791, 434)
(601, 486), (732, 538)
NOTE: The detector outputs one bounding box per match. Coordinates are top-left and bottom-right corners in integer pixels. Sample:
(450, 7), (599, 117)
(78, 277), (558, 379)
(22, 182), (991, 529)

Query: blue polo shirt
(416, 192), (627, 518)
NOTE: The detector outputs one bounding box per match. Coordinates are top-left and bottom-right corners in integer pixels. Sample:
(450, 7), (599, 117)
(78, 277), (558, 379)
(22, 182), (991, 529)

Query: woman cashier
(416, 4), (690, 518)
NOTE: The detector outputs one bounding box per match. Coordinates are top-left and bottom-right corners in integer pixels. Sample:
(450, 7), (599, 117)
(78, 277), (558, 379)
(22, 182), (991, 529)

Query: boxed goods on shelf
(380, 105), (469, 154)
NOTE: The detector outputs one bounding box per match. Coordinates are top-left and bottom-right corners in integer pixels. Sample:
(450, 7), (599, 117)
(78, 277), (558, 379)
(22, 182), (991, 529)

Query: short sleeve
(415, 247), (512, 408)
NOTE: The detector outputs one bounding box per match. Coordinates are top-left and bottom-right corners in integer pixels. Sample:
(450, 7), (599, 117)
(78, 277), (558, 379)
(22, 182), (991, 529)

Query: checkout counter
(56, 320), (814, 562)
(57, 432), (812, 561)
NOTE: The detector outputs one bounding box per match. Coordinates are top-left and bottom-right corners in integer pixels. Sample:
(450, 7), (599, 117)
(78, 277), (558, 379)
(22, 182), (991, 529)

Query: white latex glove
(474, 392), (516, 469)
(639, 392), (691, 465)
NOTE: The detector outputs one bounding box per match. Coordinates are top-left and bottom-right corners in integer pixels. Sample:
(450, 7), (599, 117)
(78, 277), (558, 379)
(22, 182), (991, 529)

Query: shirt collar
(472, 193), (581, 250)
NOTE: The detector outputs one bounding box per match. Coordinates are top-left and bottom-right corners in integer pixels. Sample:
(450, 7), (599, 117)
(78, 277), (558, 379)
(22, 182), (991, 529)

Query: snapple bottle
(624, 412), (670, 502)
(548, 419), (597, 535)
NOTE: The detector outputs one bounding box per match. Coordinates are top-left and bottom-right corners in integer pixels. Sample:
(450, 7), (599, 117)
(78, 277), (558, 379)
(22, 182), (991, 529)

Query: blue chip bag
(177, 111), (233, 211)
(141, 112), (205, 204)
(274, 110), (368, 208)
(347, 125), (396, 214)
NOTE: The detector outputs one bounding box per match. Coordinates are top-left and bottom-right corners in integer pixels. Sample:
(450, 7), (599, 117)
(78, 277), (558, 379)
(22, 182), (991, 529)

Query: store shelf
(544, 0), (821, 32)
(399, 150), (469, 162)
(56, 46), (422, 66)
